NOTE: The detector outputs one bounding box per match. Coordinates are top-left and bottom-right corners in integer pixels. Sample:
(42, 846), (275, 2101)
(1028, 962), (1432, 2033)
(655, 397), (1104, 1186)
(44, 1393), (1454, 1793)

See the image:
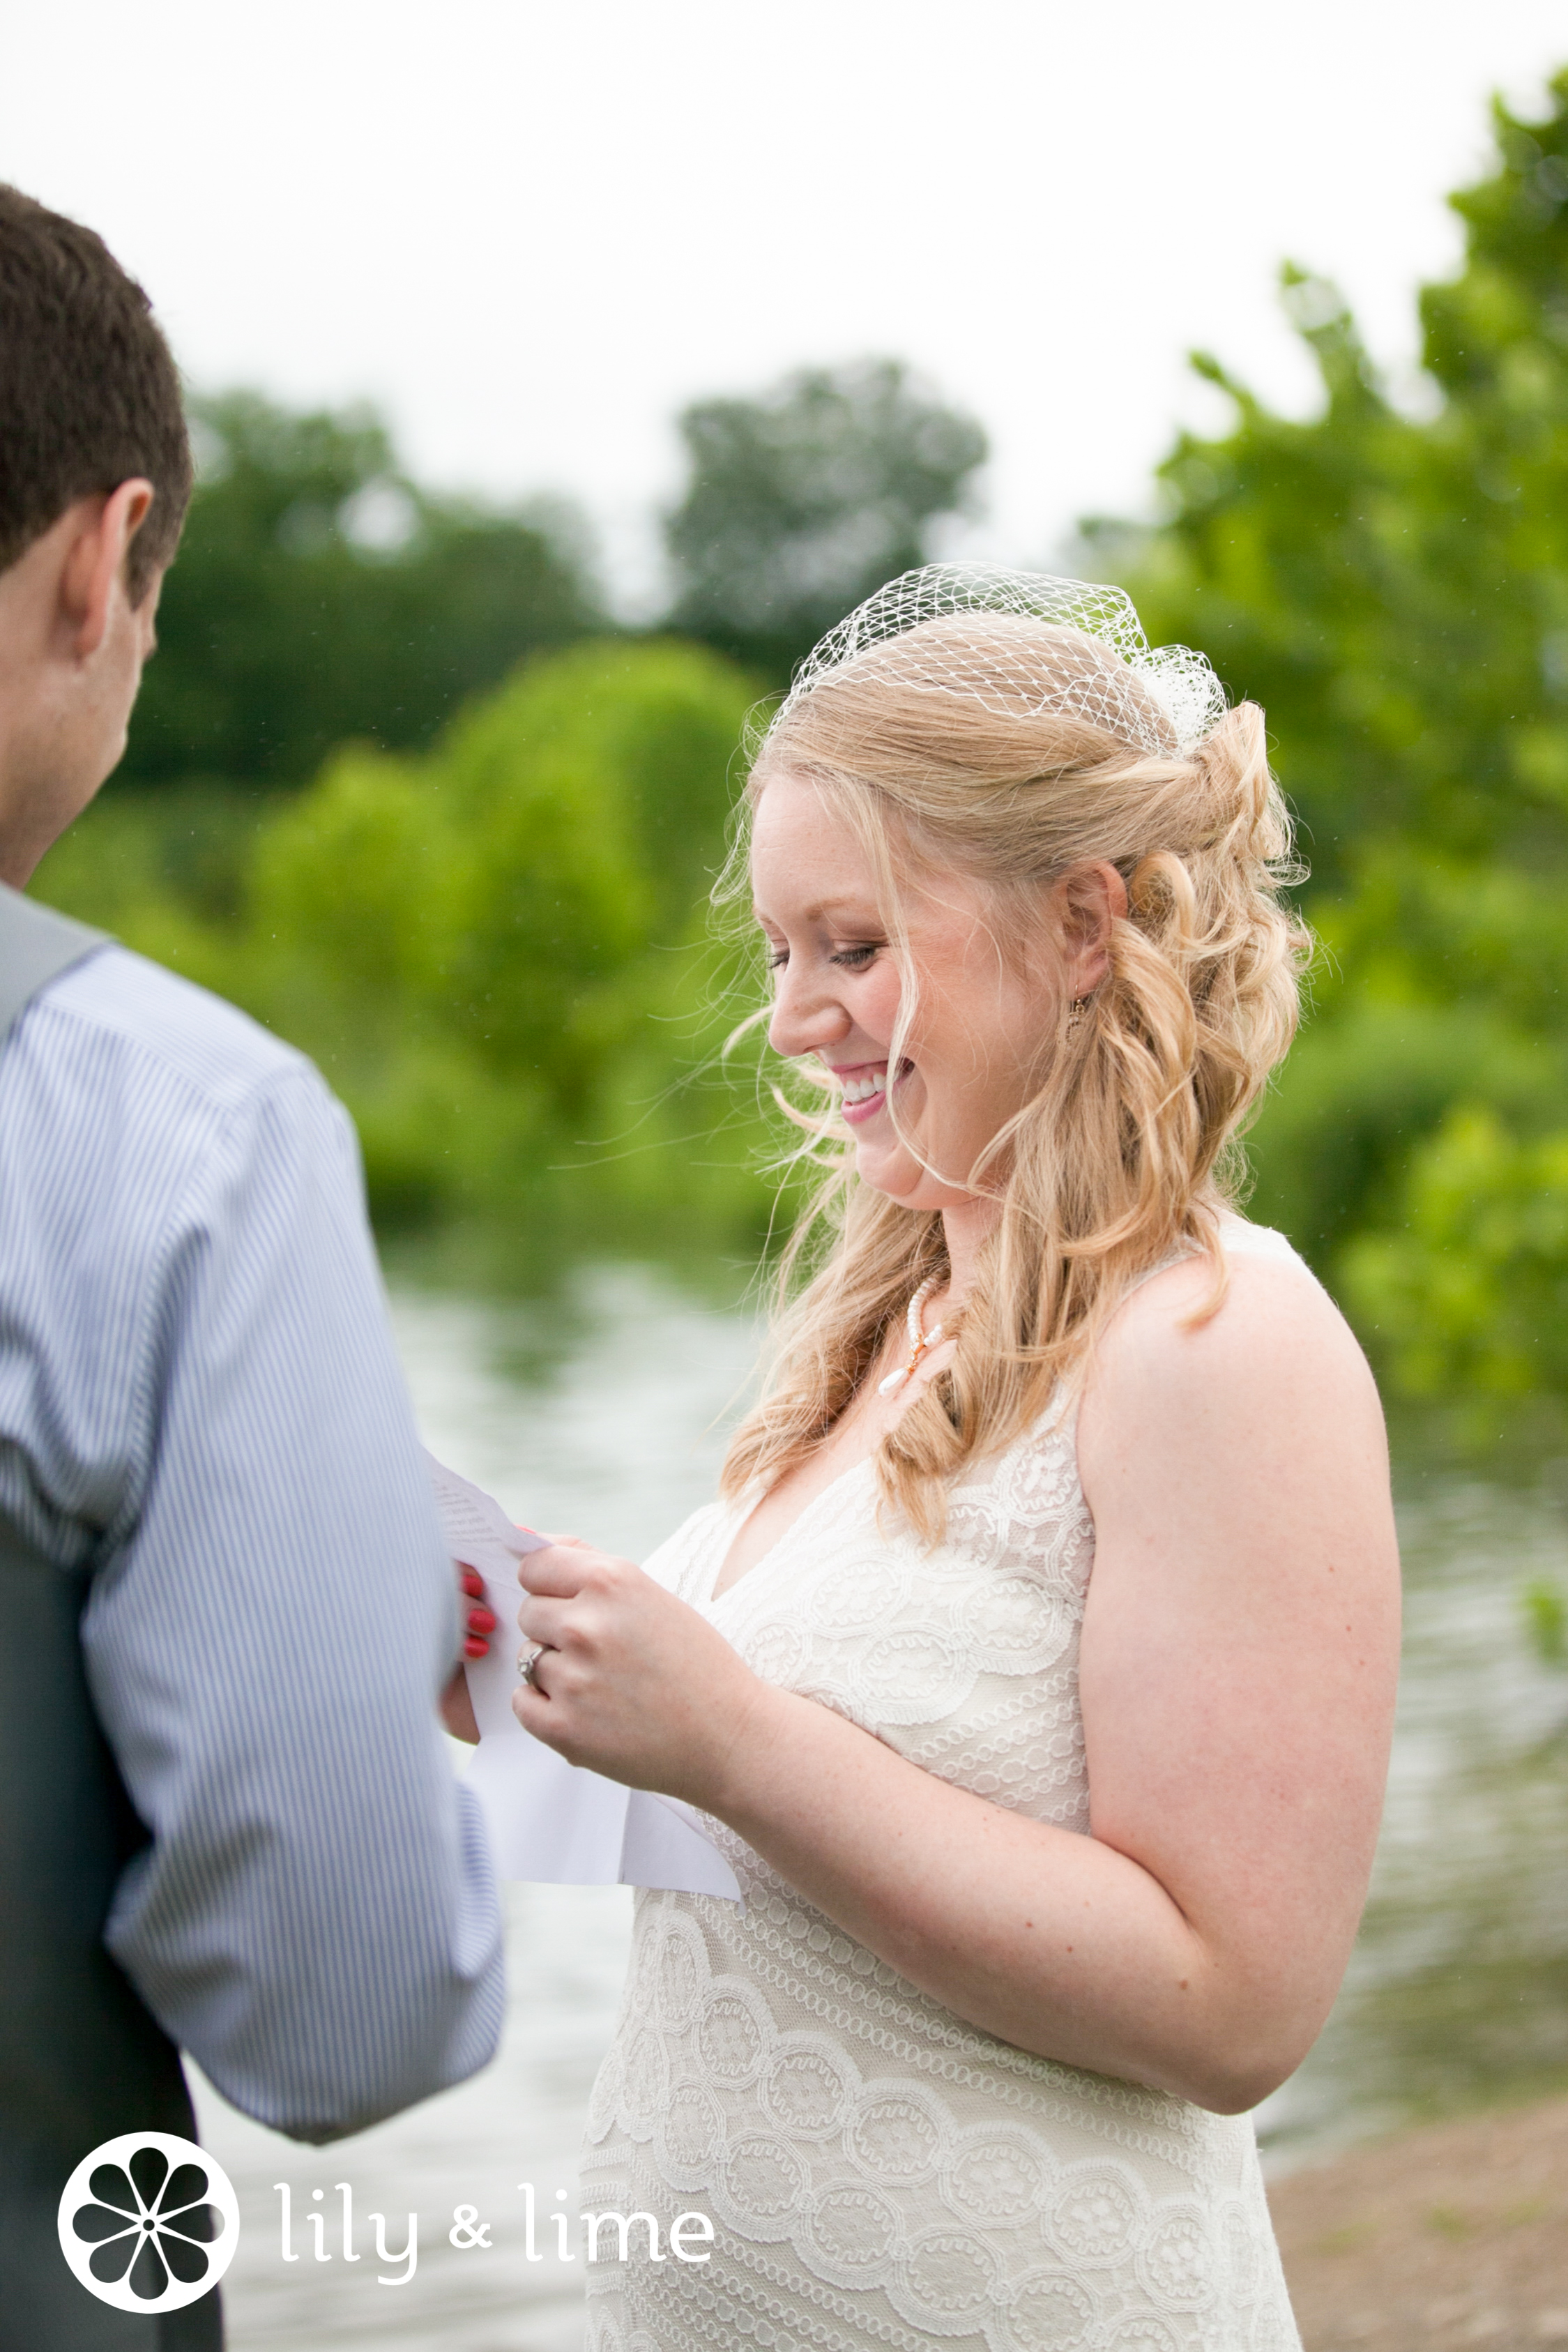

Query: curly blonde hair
(719, 614), (1309, 1544)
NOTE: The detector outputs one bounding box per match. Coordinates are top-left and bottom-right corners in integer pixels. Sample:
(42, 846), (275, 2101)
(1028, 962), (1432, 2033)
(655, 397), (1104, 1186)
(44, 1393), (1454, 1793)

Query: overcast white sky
(3, 1), (1565, 610)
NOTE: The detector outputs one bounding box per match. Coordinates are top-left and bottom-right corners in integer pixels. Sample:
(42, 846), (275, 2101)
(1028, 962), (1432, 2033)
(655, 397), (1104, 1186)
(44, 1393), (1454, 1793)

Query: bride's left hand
(512, 1540), (774, 1807)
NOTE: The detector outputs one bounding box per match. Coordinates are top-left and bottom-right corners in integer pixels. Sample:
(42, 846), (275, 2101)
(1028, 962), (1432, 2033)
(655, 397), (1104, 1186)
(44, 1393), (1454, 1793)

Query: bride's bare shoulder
(1076, 1222), (1385, 1489)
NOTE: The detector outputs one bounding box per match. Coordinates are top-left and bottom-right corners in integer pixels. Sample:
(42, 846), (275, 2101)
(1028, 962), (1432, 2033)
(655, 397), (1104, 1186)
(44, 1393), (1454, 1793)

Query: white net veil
(773, 563), (1227, 758)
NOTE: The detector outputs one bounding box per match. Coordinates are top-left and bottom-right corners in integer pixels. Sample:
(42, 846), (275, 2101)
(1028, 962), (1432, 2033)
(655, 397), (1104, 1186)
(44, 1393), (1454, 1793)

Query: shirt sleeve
(82, 1061), (505, 2141)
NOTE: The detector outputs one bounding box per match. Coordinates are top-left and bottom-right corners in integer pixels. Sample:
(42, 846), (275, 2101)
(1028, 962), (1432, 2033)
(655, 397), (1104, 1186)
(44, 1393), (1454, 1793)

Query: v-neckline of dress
(706, 1454), (879, 1609)
(706, 1318), (967, 1608)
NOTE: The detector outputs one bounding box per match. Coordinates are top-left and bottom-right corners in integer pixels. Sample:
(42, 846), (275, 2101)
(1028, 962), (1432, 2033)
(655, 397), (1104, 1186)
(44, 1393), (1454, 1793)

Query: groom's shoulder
(27, 941), (325, 1122)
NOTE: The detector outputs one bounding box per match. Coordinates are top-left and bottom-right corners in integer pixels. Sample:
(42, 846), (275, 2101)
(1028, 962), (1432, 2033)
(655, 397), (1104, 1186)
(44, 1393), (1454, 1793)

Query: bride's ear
(1051, 860), (1127, 996)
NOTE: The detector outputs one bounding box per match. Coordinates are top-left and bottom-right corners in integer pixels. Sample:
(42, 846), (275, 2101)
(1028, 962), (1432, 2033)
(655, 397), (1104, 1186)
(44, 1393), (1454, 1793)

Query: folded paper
(424, 1450), (740, 1903)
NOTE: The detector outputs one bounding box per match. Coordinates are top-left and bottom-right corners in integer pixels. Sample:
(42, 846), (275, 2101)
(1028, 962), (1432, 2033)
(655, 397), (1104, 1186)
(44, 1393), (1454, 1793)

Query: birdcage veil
(773, 563), (1227, 757)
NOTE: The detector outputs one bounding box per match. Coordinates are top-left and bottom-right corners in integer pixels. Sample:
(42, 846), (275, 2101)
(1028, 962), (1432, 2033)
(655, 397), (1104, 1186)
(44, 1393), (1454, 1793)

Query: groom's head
(0, 186), (192, 883)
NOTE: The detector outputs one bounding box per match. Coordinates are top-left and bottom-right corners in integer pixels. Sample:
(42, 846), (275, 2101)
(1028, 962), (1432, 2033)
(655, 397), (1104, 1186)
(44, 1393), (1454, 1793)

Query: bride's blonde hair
(718, 609), (1309, 1543)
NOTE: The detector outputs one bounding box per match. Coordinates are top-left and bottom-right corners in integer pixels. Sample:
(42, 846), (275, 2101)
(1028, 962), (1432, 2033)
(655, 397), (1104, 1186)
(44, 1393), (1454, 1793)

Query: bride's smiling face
(751, 771), (1063, 1213)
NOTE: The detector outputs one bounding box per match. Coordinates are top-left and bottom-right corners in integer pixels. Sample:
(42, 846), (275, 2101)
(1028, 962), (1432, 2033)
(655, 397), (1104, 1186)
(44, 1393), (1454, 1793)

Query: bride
(508, 569), (1401, 2351)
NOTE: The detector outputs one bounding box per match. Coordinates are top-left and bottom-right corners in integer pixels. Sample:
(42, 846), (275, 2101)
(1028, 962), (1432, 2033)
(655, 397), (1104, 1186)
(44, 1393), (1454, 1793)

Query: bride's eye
(832, 943), (881, 970)
(766, 946), (789, 971)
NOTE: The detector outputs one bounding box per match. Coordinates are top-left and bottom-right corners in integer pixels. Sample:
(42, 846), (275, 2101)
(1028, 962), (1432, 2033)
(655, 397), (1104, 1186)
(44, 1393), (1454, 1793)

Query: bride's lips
(832, 1059), (912, 1127)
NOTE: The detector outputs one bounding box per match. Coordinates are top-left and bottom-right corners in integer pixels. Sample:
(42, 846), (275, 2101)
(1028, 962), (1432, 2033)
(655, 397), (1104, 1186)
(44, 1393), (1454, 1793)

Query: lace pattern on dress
(581, 1345), (1302, 2351)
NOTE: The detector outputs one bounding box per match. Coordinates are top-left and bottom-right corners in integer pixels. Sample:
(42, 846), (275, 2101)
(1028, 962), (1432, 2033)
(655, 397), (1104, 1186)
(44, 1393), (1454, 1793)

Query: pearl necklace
(876, 1273), (947, 1396)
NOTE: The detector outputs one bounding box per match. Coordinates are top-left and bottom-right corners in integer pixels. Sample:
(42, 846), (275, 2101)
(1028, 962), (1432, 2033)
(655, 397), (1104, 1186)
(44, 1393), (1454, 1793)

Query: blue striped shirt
(0, 942), (504, 2141)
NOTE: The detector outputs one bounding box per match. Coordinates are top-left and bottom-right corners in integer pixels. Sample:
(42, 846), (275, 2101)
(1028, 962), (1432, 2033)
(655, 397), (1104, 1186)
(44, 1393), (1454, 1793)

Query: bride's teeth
(842, 1067), (888, 1105)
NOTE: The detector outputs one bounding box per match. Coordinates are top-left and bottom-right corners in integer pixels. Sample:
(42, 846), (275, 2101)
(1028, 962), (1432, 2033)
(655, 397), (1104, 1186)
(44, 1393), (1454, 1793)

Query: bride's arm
(515, 1254), (1400, 2114)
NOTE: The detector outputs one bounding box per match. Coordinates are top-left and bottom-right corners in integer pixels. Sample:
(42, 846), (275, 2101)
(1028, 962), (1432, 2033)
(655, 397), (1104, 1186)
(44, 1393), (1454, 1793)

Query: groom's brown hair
(0, 184), (192, 602)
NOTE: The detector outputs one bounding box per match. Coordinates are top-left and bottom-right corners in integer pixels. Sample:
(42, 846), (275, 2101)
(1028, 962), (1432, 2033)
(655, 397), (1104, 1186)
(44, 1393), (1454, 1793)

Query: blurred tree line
(31, 67), (1568, 1407)
(36, 357), (987, 1243)
(122, 359), (985, 802)
(126, 391), (600, 791)
(666, 358), (987, 679)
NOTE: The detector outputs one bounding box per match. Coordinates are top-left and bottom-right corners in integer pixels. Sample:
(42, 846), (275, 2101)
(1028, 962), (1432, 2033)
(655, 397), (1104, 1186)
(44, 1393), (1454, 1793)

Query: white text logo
(58, 2133), (240, 2314)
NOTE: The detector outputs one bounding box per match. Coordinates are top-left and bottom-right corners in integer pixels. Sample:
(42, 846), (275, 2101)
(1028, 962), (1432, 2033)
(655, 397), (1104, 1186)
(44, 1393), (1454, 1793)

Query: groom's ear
(55, 481), (159, 659)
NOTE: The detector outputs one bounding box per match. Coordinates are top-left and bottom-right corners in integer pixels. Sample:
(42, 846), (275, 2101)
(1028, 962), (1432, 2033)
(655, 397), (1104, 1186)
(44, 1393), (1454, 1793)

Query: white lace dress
(581, 1224), (1304, 2352)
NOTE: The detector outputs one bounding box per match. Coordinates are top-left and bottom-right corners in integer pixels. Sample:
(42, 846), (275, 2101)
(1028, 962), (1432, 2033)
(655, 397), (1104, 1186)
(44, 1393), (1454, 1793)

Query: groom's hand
(459, 1568), (497, 1657)
(512, 1540), (770, 1809)
(441, 1667), (481, 1745)
(439, 1569), (496, 1743)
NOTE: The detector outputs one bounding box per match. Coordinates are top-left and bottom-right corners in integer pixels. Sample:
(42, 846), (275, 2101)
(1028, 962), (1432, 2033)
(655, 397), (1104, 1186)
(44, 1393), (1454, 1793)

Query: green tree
(171, 637), (766, 1224)
(1090, 66), (1562, 882)
(1086, 70), (1568, 1396)
(664, 358), (987, 683)
(124, 391), (602, 791)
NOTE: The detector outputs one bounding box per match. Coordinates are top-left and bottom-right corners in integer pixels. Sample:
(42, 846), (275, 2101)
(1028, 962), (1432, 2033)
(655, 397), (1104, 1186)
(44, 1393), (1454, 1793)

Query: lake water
(194, 1259), (1568, 2351)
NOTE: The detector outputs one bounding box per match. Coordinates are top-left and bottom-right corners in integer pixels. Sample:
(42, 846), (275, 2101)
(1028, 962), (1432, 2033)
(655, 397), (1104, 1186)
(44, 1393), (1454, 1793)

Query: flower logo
(57, 2132), (240, 2314)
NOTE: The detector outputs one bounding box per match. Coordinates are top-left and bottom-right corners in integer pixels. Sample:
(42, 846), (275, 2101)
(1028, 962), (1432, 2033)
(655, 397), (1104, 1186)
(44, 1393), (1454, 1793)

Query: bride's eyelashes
(763, 940), (885, 973)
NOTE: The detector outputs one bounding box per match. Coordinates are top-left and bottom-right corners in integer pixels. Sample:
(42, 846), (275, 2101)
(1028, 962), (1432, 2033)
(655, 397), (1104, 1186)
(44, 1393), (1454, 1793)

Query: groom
(0, 188), (504, 2347)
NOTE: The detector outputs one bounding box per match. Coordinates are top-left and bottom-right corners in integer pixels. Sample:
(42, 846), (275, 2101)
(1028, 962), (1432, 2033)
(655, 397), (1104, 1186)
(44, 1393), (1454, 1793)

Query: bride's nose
(768, 962), (853, 1062)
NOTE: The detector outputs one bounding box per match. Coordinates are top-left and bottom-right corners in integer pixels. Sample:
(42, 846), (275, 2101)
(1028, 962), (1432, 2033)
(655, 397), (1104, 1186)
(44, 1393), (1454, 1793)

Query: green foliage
(1340, 1109), (1568, 1394)
(243, 636), (771, 1220)
(1109, 106), (1568, 879)
(1093, 69), (1568, 1406)
(125, 392), (601, 790)
(665, 358), (987, 683)
(38, 639), (778, 1237)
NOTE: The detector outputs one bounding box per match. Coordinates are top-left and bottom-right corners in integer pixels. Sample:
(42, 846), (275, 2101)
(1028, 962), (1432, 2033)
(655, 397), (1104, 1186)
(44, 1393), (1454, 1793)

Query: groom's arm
(82, 1059), (505, 2141)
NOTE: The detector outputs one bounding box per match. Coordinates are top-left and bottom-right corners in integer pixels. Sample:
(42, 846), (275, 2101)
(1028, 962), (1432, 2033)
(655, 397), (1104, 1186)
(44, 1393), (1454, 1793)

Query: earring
(1066, 995), (1090, 1034)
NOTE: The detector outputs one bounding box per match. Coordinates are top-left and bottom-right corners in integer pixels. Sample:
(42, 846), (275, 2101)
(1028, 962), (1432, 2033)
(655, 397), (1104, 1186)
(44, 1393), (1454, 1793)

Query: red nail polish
(463, 1637), (488, 1659)
(468, 1608), (497, 1633)
(459, 1570), (484, 1597)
